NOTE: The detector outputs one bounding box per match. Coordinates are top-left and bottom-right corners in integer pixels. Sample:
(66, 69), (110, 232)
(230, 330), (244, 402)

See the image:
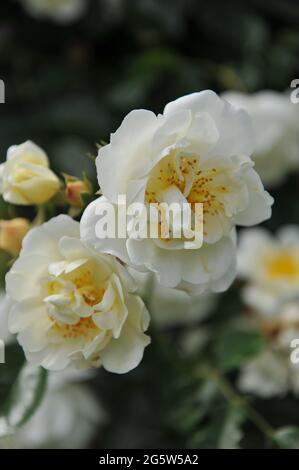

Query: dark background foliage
(1, 0), (299, 449)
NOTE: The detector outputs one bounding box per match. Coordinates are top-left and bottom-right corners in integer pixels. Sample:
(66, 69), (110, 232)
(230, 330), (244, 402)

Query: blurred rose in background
(1, 0), (299, 450)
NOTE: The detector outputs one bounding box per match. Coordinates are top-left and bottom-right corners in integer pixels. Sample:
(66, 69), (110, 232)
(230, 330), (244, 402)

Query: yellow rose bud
(66, 180), (90, 208)
(0, 218), (30, 256)
(0, 141), (60, 205)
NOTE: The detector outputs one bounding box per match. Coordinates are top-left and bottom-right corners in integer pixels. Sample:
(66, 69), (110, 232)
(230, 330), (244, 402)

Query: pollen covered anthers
(145, 152), (228, 238)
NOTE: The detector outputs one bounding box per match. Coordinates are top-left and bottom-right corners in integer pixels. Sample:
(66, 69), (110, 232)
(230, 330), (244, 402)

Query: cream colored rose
(237, 227), (299, 397)
(238, 226), (299, 314)
(222, 91), (299, 187)
(0, 218), (30, 256)
(6, 215), (150, 373)
(0, 141), (60, 205)
(238, 302), (299, 398)
(81, 91), (273, 295)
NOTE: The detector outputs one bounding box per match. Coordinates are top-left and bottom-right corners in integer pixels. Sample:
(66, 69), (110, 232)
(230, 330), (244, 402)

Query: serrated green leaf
(215, 327), (266, 372)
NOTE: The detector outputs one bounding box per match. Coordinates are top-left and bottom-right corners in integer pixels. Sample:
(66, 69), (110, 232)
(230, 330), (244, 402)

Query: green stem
(197, 365), (276, 444)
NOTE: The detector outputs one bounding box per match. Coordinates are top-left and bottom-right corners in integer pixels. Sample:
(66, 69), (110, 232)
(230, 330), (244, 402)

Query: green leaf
(215, 327), (266, 372)
(190, 405), (245, 449)
(0, 363), (48, 438)
(0, 344), (25, 405)
(274, 426), (299, 449)
(80, 191), (93, 207)
(0, 196), (9, 219)
(82, 171), (93, 194)
(0, 250), (10, 290)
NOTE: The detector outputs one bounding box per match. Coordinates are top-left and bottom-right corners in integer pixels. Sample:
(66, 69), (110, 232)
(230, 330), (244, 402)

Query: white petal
(21, 215), (80, 258)
(164, 90), (255, 157)
(97, 109), (158, 203)
(9, 300), (43, 334)
(80, 197), (130, 263)
(7, 140), (49, 166)
(101, 295), (150, 374)
(6, 254), (49, 302)
(235, 190), (273, 226)
(201, 235), (236, 281)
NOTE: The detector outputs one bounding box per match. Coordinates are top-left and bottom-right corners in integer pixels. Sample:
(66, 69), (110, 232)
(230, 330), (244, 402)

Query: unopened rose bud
(0, 141), (60, 206)
(0, 218), (30, 256)
(66, 180), (90, 208)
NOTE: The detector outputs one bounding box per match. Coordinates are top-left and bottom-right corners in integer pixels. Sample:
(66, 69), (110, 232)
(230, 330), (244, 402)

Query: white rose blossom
(239, 302), (299, 398)
(238, 225), (299, 398)
(222, 91), (299, 186)
(81, 90), (273, 294)
(238, 226), (299, 314)
(0, 369), (104, 449)
(0, 141), (60, 206)
(19, 0), (86, 23)
(6, 215), (150, 373)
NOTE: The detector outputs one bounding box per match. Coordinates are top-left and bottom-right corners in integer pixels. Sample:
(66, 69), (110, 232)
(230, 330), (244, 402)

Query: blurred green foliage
(1, 0), (299, 449)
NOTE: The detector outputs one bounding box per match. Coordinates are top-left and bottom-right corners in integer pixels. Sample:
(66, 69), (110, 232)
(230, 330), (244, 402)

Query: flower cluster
(237, 226), (299, 397)
(1, 90), (274, 374)
(82, 91), (273, 295)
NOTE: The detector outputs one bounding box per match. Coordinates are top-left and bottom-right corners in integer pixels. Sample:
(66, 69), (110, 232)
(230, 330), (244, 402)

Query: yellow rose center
(145, 154), (226, 215)
(46, 262), (106, 340)
(52, 317), (100, 340)
(266, 252), (299, 279)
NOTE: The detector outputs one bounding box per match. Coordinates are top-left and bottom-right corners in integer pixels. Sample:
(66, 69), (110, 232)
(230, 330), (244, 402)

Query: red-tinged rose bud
(66, 180), (90, 208)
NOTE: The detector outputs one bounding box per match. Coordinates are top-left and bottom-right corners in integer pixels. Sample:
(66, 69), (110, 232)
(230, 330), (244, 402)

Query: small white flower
(222, 91), (299, 186)
(238, 226), (299, 314)
(19, 0), (86, 23)
(6, 215), (150, 373)
(81, 90), (273, 294)
(239, 302), (299, 398)
(0, 141), (60, 206)
(0, 368), (104, 449)
(238, 350), (289, 398)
